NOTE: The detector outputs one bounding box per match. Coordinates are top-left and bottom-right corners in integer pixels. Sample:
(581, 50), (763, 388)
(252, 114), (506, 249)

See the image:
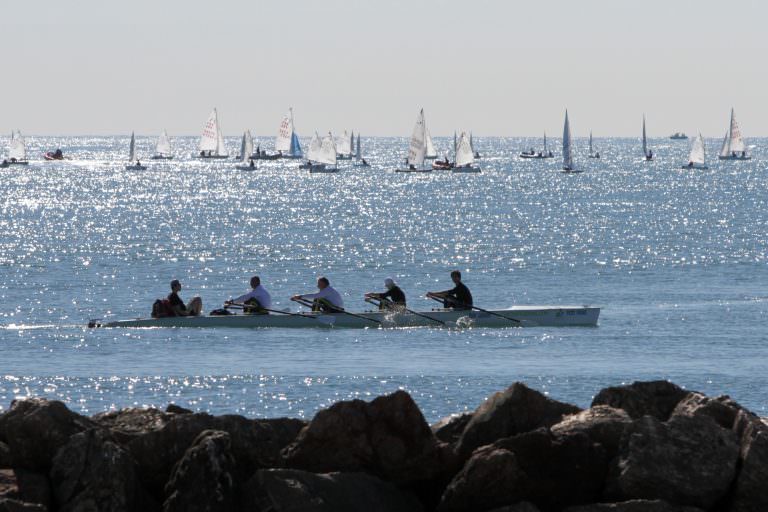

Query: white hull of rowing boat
(92, 305), (600, 329)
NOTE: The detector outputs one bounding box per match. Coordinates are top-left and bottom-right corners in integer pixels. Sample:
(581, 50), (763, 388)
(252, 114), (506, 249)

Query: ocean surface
(1, 134), (766, 422)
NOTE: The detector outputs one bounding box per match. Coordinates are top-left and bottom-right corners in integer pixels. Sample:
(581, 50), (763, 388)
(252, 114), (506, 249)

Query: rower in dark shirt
(426, 270), (473, 310)
(365, 278), (406, 310)
(167, 279), (202, 316)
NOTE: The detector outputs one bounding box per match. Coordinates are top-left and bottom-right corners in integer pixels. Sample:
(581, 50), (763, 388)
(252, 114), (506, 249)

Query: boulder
(487, 504), (540, 512)
(564, 500), (703, 511)
(163, 430), (236, 512)
(92, 407), (175, 444)
(0, 399), (95, 471)
(50, 428), (154, 512)
(282, 390), (452, 485)
(12, 471), (50, 511)
(456, 383), (581, 458)
(551, 406), (632, 457)
(604, 414), (739, 509)
(126, 412), (305, 497)
(0, 470), (17, 499)
(165, 404), (193, 415)
(670, 392), (743, 430)
(591, 381), (690, 421)
(440, 429), (608, 512)
(0, 499), (47, 512)
(0, 444), (9, 470)
(729, 411), (768, 512)
(432, 413), (473, 444)
(243, 468), (424, 512)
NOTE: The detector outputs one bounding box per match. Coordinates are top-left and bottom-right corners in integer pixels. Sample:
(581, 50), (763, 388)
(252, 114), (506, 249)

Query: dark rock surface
(243, 468), (424, 512)
(0, 444), (10, 470)
(729, 411), (768, 512)
(592, 381), (690, 421)
(0, 470), (17, 499)
(163, 430), (236, 512)
(564, 500), (703, 511)
(12, 470), (50, 511)
(0, 498), (47, 512)
(604, 414), (739, 509)
(456, 382), (581, 458)
(551, 405), (632, 457)
(431, 413), (473, 444)
(670, 392), (743, 430)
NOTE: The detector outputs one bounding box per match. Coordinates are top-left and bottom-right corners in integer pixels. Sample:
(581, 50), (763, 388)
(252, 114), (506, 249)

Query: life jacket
(151, 299), (176, 318)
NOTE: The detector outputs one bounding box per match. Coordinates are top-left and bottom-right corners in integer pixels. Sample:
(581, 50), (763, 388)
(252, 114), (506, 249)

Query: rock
(50, 428), (154, 512)
(163, 430), (236, 512)
(126, 412), (305, 497)
(165, 404), (192, 415)
(0, 498), (47, 512)
(0, 399), (95, 471)
(487, 503), (540, 512)
(432, 413), (473, 444)
(551, 406), (632, 457)
(604, 414), (739, 509)
(670, 392), (743, 430)
(92, 407), (175, 444)
(0, 444), (9, 470)
(440, 429), (608, 512)
(564, 500), (703, 511)
(0, 470), (17, 499)
(13, 471), (50, 511)
(282, 390), (452, 486)
(729, 411), (768, 512)
(456, 382), (581, 458)
(243, 468), (424, 512)
(592, 381), (690, 421)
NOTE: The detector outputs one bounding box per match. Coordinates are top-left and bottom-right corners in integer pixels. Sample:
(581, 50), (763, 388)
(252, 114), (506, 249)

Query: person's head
(450, 270), (462, 284)
(317, 277), (329, 290)
(170, 279), (181, 292)
(384, 278), (395, 290)
(250, 276), (261, 288)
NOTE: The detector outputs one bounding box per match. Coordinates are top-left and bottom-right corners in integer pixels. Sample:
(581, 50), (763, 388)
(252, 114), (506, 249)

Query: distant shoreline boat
(519, 132), (553, 159)
(669, 132), (688, 140)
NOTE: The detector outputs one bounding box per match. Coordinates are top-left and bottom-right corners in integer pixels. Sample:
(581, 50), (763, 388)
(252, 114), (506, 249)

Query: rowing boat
(89, 305), (600, 329)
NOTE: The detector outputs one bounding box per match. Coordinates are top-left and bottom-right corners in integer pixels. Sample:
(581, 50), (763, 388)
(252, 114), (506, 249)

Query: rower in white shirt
(291, 276), (344, 312)
(226, 276), (272, 314)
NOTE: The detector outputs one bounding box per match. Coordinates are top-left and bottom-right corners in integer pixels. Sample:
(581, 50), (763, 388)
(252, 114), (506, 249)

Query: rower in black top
(365, 277), (406, 310)
(426, 270), (473, 310)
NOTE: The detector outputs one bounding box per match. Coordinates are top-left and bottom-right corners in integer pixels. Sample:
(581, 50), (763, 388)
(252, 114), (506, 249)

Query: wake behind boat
(89, 304), (600, 329)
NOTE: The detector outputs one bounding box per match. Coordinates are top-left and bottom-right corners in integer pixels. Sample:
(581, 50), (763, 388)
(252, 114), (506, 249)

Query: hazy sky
(3, 0), (767, 136)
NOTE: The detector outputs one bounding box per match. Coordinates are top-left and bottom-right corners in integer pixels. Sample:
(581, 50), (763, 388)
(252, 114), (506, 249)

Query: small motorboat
(44, 149), (65, 160)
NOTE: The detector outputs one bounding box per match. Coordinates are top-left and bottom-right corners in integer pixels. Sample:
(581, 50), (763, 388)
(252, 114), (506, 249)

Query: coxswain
(168, 280), (203, 316)
(291, 277), (344, 312)
(426, 270), (473, 310)
(365, 278), (406, 310)
(226, 275), (271, 314)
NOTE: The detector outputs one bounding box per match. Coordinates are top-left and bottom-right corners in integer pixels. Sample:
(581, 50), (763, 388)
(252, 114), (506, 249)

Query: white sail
(317, 132), (338, 166)
(276, 109), (294, 152)
(337, 130), (352, 155)
(9, 130), (26, 161)
(727, 108), (745, 153)
(455, 132), (474, 167)
(543, 132), (548, 153)
(689, 132), (706, 165)
(355, 133), (361, 160)
(156, 129), (171, 156)
(199, 109), (220, 152)
(642, 115), (648, 157)
(719, 131), (730, 158)
(469, 132), (475, 151)
(588, 131), (593, 153)
(407, 109), (427, 167)
(563, 110), (573, 169)
(128, 132), (136, 162)
(240, 130), (254, 163)
(216, 117), (227, 156)
(426, 128), (437, 158)
(306, 131), (322, 162)
(453, 131), (457, 153)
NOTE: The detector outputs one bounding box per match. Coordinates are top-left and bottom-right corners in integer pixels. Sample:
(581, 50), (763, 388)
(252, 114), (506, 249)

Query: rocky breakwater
(0, 380), (766, 511)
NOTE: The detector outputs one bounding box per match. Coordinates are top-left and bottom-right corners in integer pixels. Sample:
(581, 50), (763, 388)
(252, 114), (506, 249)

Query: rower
(168, 279), (203, 316)
(365, 278), (406, 310)
(291, 277), (344, 312)
(226, 275), (271, 314)
(426, 270), (473, 310)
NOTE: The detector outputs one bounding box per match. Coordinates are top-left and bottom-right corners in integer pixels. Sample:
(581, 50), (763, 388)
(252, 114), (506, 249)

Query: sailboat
(470, 132), (481, 159)
(642, 115), (653, 161)
(125, 132), (147, 170)
(308, 132), (339, 173)
(562, 110), (582, 173)
(519, 132), (554, 159)
(197, 108), (229, 158)
(152, 130), (174, 160)
(272, 108), (303, 159)
(718, 108), (750, 160)
(235, 130), (256, 170)
(588, 131), (600, 158)
(681, 132), (708, 169)
(336, 130), (353, 160)
(354, 133), (369, 167)
(452, 131), (481, 173)
(425, 129), (438, 160)
(396, 109), (431, 173)
(6, 130), (29, 165)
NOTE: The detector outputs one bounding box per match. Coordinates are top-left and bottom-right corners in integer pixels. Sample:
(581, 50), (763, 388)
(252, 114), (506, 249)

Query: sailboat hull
(452, 166), (481, 173)
(196, 154), (229, 159)
(395, 168), (432, 173)
(717, 155), (751, 160)
(235, 164), (257, 171)
(125, 164), (147, 170)
(151, 155), (174, 160)
(562, 168), (584, 174)
(519, 153), (553, 159)
(680, 165), (708, 170)
(6, 161), (29, 165)
(309, 166), (338, 173)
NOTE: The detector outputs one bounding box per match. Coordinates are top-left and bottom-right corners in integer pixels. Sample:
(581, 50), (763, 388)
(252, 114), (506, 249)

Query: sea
(1, 135), (766, 422)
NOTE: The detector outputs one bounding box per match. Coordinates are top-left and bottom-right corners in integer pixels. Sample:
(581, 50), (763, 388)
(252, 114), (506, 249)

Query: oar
(364, 297), (446, 326)
(426, 295), (521, 325)
(291, 297), (381, 326)
(225, 303), (336, 325)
